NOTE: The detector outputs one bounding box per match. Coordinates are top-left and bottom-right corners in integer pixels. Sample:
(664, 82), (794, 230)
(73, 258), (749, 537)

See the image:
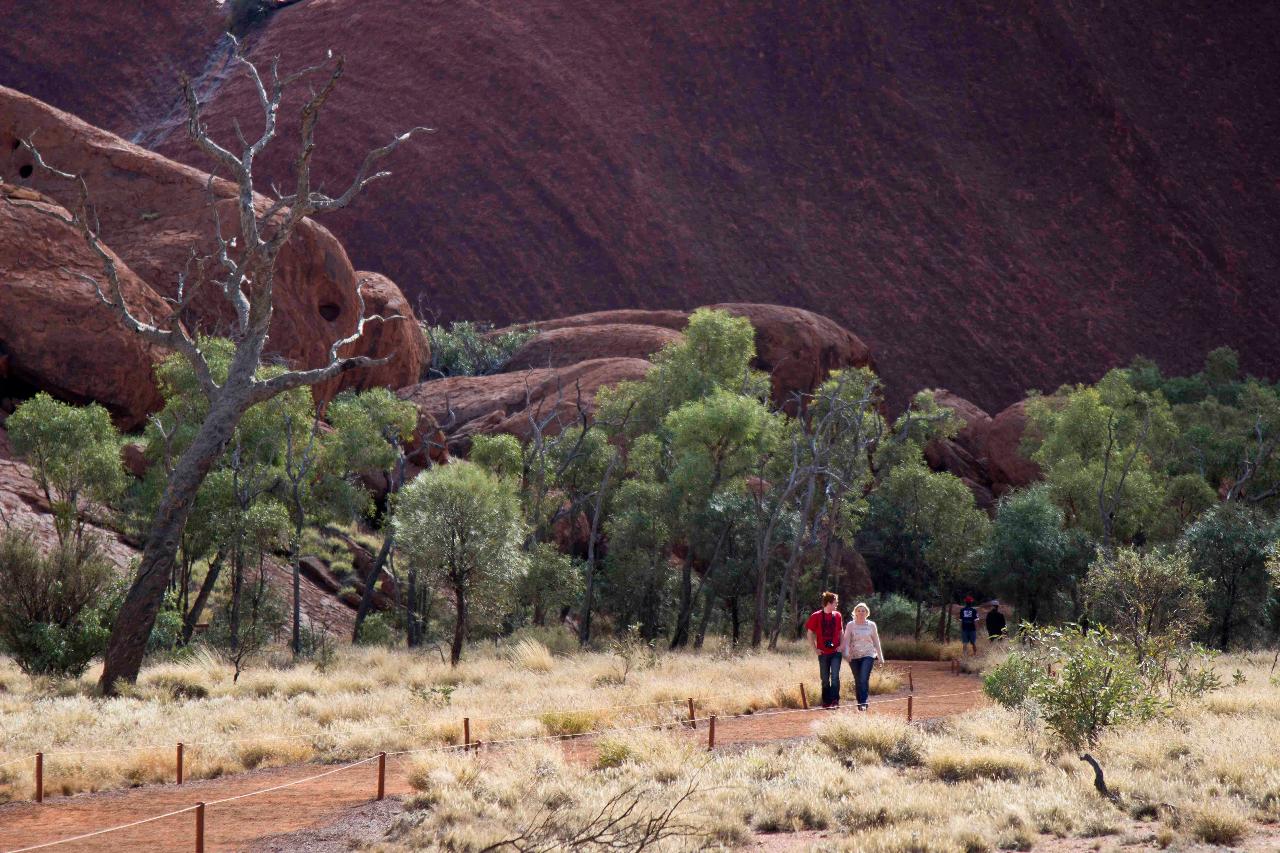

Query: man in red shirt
(804, 591), (844, 708)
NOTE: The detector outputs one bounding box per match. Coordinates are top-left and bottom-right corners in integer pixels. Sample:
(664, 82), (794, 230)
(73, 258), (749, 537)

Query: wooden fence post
(377, 752), (386, 801)
(908, 667), (914, 693)
(907, 695), (914, 723)
(688, 698), (696, 730)
(463, 717), (471, 751)
(34, 752), (43, 803)
(177, 742), (184, 785)
(708, 715), (716, 750)
(799, 682), (808, 710)
(195, 802), (205, 853)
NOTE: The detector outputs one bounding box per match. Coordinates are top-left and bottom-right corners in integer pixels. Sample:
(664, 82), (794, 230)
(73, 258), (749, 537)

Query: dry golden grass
(0, 636), (821, 800)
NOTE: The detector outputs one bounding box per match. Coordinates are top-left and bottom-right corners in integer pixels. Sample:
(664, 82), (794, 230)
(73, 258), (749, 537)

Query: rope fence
(1, 666), (985, 852)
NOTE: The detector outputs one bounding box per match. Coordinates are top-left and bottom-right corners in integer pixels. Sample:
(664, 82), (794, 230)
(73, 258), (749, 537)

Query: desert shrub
(818, 715), (921, 766)
(539, 710), (599, 736)
(983, 649), (1042, 709)
(1190, 803), (1249, 845)
(509, 624), (578, 657)
(864, 594), (918, 636)
(0, 527), (120, 678)
(926, 748), (1036, 782)
(880, 637), (960, 661)
(424, 321), (535, 379)
(753, 793), (831, 832)
(354, 612), (402, 648)
(507, 638), (554, 672)
(594, 737), (636, 769)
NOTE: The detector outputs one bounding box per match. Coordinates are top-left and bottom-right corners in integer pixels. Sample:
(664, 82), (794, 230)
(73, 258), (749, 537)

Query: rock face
(709, 304), (874, 408)
(0, 87), (419, 407)
(503, 324), (683, 372)
(398, 358), (653, 454)
(341, 272), (430, 392)
(0, 2), (225, 140)
(0, 186), (166, 427)
(984, 400), (1042, 495)
(95, 0), (1280, 412)
(499, 304), (870, 407)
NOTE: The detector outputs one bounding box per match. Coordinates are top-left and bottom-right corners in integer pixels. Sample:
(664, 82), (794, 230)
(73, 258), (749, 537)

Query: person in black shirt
(959, 596), (979, 656)
(985, 602), (1007, 642)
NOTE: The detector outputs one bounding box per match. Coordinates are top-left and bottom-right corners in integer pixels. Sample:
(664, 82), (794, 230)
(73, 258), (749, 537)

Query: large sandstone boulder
(708, 304), (873, 405)
(397, 358), (652, 454)
(503, 323), (682, 372)
(927, 389), (993, 460)
(0, 186), (166, 427)
(0, 87), (417, 406)
(339, 272), (430, 391)
(498, 304), (870, 408)
(985, 399), (1042, 493)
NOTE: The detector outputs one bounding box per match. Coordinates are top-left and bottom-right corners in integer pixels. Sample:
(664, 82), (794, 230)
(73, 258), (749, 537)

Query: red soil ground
(0, 662), (980, 852)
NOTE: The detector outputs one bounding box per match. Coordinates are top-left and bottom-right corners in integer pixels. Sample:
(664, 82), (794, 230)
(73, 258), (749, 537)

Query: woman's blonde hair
(853, 602), (870, 615)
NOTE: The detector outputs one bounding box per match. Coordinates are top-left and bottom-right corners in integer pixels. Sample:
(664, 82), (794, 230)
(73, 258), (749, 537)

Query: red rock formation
(710, 304), (874, 406)
(499, 304), (870, 407)
(104, 0), (1280, 413)
(927, 390), (993, 461)
(0, 2), (225, 139)
(503, 324), (682, 372)
(985, 400), (1042, 495)
(397, 358), (652, 453)
(339, 272), (430, 392)
(0, 87), (417, 406)
(0, 186), (166, 427)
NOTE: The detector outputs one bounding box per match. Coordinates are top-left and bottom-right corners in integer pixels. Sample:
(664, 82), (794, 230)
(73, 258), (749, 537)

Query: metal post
(799, 682), (809, 710)
(708, 715), (716, 750)
(464, 717), (471, 751)
(377, 752), (386, 801)
(195, 802), (205, 853)
(688, 698), (696, 730)
(908, 667), (914, 693)
(34, 752), (43, 803)
(907, 695), (914, 723)
(177, 742), (184, 785)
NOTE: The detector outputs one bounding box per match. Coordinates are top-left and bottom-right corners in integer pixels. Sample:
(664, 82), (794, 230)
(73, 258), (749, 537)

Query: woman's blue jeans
(850, 656), (875, 709)
(818, 652), (842, 706)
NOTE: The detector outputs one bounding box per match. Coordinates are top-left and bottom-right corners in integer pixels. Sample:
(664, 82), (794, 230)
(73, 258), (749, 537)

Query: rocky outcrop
(500, 304), (871, 407)
(0, 186), (166, 427)
(340, 272), (430, 392)
(398, 358), (653, 454)
(0, 86), (418, 408)
(102, 0), (1280, 413)
(985, 399), (1042, 495)
(504, 323), (683, 372)
(709, 304), (874, 408)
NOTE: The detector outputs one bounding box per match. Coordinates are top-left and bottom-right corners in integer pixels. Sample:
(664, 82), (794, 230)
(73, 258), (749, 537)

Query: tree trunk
(752, 558), (768, 647)
(693, 582), (716, 649)
(99, 393), (247, 694)
(353, 533), (395, 642)
(405, 564), (420, 647)
(914, 599), (923, 641)
(181, 552), (224, 644)
(729, 597), (741, 646)
(578, 454), (617, 646)
(451, 585), (467, 666)
(670, 552), (695, 649)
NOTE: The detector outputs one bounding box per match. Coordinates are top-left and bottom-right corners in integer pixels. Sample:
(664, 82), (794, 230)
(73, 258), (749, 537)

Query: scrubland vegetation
(357, 652), (1280, 852)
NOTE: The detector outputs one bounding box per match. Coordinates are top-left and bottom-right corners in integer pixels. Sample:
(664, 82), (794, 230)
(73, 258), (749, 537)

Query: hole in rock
(18, 164), (33, 179)
(318, 302), (342, 322)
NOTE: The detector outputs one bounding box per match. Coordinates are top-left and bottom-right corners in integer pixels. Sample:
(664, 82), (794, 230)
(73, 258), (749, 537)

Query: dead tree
(16, 47), (426, 692)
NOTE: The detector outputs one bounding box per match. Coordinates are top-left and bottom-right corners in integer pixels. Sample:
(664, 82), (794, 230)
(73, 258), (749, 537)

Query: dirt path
(0, 662), (981, 852)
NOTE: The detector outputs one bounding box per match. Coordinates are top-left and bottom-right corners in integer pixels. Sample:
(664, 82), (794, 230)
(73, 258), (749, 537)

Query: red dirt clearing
(0, 662), (982, 852)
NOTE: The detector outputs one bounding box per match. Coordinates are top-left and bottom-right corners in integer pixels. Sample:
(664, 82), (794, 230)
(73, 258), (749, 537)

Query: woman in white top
(839, 602), (884, 710)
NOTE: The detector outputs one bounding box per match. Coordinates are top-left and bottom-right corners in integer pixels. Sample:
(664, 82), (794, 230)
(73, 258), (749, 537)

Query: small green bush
(424, 321), (535, 379)
(983, 650), (1042, 709)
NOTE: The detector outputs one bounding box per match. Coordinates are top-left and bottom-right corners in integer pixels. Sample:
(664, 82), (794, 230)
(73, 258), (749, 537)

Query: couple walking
(804, 591), (883, 710)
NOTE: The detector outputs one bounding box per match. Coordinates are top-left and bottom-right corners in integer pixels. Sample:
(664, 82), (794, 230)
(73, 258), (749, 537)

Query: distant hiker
(840, 602), (884, 711)
(985, 602), (1007, 642)
(805, 591), (844, 708)
(959, 596), (979, 656)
